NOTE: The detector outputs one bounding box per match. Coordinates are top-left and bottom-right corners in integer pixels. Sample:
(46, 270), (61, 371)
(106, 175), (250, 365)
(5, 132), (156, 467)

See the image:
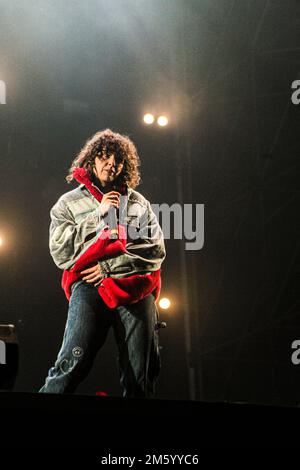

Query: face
(92, 153), (124, 188)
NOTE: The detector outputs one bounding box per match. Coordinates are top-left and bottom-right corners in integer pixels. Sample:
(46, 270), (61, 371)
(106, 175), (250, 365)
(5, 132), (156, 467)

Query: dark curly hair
(66, 128), (141, 189)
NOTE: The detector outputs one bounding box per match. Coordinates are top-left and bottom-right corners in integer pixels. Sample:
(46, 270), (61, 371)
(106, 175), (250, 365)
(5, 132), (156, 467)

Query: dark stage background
(0, 0), (299, 405)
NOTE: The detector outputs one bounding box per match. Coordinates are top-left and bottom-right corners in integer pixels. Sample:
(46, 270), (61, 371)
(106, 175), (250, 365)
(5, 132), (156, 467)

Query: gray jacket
(49, 184), (166, 279)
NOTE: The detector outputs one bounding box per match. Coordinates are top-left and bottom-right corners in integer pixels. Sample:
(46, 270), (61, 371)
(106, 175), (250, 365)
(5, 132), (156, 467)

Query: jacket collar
(73, 167), (128, 204)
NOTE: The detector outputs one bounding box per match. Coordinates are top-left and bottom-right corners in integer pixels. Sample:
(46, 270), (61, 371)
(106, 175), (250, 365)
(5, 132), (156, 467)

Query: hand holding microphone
(99, 191), (121, 239)
(99, 191), (120, 217)
(81, 192), (121, 285)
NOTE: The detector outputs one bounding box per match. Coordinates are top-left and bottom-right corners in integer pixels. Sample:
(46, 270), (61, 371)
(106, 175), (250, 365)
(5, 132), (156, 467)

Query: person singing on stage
(39, 128), (166, 397)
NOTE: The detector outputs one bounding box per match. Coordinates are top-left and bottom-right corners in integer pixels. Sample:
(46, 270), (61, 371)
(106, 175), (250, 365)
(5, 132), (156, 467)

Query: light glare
(159, 297), (171, 310)
(143, 113), (155, 125)
(157, 115), (168, 126)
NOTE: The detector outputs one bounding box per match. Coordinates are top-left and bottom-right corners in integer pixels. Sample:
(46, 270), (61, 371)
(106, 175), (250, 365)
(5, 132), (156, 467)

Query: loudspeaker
(0, 324), (18, 390)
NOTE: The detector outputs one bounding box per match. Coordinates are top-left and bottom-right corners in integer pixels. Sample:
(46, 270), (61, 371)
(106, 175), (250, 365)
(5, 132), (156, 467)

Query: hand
(99, 191), (121, 217)
(80, 264), (104, 287)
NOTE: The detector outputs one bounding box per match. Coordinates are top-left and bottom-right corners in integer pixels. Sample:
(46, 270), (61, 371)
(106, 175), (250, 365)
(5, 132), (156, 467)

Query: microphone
(107, 206), (118, 239)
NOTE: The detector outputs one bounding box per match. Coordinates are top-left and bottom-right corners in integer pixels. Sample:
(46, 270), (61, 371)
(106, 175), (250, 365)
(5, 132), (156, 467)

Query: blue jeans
(39, 280), (161, 397)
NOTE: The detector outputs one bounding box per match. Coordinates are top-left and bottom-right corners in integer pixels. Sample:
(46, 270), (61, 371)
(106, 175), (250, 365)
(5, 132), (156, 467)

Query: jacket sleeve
(49, 197), (107, 270)
(98, 199), (166, 278)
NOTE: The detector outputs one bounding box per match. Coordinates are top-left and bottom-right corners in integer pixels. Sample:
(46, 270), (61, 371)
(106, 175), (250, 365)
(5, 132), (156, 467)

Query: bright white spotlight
(159, 297), (171, 310)
(157, 115), (168, 127)
(143, 113), (155, 125)
(0, 236), (3, 247)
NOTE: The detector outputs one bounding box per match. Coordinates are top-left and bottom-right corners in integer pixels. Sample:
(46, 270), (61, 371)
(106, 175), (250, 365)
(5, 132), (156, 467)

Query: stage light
(143, 113), (155, 125)
(157, 115), (168, 127)
(0, 237), (3, 247)
(159, 297), (171, 310)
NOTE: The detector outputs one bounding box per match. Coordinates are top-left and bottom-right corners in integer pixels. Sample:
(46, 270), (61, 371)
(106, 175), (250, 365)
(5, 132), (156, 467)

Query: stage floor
(0, 391), (299, 449)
